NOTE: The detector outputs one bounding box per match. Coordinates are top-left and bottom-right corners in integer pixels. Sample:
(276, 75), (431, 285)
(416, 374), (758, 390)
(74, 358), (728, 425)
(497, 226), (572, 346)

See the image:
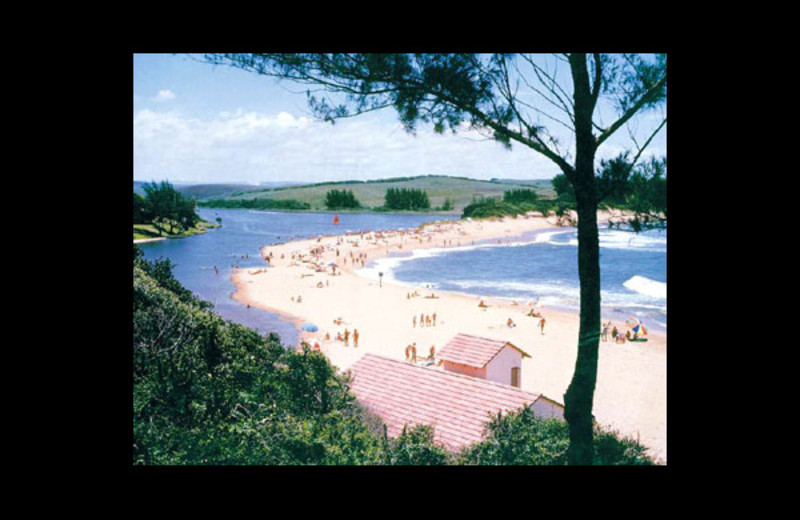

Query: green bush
(459, 407), (655, 465)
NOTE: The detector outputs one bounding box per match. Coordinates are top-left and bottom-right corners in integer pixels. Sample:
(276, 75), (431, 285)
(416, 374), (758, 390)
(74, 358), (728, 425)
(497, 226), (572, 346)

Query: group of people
(601, 322), (641, 344)
(413, 313), (437, 327)
(405, 343), (436, 364)
(325, 327), (360, 347)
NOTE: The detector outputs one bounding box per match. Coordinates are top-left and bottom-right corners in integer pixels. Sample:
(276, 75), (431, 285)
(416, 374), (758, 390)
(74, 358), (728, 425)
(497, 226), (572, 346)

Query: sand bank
(231, 212), (667, 463)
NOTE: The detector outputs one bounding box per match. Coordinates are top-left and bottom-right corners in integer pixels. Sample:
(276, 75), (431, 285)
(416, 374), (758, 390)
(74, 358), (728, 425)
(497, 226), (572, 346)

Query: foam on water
(356, 224), (666, 330)
(623, 275), (667, 299)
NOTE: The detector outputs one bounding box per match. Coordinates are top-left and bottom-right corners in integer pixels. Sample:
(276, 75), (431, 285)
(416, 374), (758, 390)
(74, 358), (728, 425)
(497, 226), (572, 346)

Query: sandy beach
(231, 212), (667, 463)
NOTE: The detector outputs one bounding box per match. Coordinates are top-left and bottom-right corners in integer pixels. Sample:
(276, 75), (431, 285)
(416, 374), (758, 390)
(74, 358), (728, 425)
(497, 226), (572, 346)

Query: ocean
(138, 209), (666, 344)
(358, 225), (667, 332)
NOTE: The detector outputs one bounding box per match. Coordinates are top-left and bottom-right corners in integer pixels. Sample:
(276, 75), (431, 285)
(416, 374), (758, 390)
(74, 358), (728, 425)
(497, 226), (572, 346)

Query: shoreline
(231, 211), (667, 462)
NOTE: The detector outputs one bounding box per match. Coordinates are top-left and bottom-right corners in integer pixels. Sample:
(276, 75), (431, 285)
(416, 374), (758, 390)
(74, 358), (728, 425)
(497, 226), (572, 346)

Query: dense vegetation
(552, 154), (667, 229)
(133, 244), (655, 465)
(462, 192), (561, 220)
(199, 198), (311, 211)
(503, 188), (539, 205)
(384, 187), (430, 210)
(134, 180), (202, 236)
(324, 189), (361, 210)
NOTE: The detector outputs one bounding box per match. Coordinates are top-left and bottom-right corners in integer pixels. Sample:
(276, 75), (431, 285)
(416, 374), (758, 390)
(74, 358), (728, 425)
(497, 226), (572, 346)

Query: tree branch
(596, 73), (666, 146)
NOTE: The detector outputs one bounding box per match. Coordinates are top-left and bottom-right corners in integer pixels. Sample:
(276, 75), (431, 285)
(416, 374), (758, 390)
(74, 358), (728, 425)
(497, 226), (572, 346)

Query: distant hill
(201, 175), (557, 212)
(133, 181), (307, 200)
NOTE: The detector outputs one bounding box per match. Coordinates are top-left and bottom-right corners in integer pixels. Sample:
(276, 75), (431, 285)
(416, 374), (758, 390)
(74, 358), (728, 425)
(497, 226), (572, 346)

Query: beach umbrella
(301, 322), (319, 332)
(626, 317), (647, 336)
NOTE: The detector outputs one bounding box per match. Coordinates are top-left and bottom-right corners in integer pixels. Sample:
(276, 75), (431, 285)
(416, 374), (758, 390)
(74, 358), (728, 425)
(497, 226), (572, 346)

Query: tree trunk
(563, 186), (601, 465)
(564, 53), (600, 465)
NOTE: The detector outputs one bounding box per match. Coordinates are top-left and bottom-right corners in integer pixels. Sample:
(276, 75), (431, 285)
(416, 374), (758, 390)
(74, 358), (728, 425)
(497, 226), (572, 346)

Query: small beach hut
(437, 333), (531, 387)
(347, 354), (564, 452)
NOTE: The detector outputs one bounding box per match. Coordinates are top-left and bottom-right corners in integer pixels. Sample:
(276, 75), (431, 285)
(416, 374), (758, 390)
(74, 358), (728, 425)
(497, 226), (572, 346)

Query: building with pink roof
(347, 353), (564, 452)
(437, 333), (531, 387)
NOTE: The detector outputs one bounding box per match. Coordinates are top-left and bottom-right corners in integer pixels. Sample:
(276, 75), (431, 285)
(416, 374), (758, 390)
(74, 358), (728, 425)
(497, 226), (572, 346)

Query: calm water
(359, 226), (667, 331)
(138, 208), (458, 345)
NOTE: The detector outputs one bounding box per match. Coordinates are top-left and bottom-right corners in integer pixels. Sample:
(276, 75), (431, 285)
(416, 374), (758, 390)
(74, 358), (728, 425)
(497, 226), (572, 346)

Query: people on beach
(413, 316), (417, 328)
(426, 315), (432, 327)
(539, 316), (546, 335)
(410, 343), (417, 363)
(420, 313), (425, 327)
(344, 328), (350, 346)
(353, 329), (359, 348)
(612, 326), (619, 342)
(601, 322), (610, 342)
(432, 313), (437, 326)
(478, 300), (487, 308)
(507, 318), (516, 328)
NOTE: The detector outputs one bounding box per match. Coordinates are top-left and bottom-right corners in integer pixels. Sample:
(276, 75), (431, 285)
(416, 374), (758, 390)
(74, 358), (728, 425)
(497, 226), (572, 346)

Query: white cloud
(133, 108), (563, 184)
(153, 89), (176, 102)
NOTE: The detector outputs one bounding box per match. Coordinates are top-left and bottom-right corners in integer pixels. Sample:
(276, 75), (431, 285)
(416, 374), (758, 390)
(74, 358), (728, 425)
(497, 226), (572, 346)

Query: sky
(133, 53), (667, 186)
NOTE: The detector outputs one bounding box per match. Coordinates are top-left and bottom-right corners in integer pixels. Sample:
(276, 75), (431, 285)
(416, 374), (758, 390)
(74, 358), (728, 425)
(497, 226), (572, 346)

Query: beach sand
(231, 212), (667, 463)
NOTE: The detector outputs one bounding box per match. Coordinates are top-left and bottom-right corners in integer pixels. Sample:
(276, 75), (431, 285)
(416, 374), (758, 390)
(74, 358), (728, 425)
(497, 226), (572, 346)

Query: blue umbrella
(301, 322), (319, 332)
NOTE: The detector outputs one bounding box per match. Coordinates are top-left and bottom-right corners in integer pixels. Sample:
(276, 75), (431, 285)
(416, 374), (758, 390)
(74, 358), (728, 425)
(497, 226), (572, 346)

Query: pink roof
(347, 354), (543, 452)
(437, 333), (531, 369)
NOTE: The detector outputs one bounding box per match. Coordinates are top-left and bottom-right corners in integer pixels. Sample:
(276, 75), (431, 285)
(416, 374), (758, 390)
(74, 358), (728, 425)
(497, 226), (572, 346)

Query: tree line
(384, 187), (430, 210)
(324, 189), (361, 210)
(134, 181), (201, 235)
(201, 198), (311, 211)
(133, 244), (655, 465)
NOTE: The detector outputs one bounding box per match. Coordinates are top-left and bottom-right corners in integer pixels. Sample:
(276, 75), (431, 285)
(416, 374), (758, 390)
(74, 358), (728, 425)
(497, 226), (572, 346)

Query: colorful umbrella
(301, 322), (319, 332)
(626, 317), (647, 336)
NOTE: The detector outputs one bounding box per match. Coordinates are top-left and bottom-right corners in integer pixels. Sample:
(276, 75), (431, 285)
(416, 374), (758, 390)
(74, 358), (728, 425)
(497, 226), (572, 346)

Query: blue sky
(133, 53), (666, 185)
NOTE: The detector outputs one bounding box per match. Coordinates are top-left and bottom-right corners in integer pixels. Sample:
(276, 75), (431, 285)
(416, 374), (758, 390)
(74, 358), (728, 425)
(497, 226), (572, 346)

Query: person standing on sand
(601, 322), (610, 342)
(539, 316), (546, 335)
(433, 313), (437, 326)
(411, 343), (417, 363)
(344, 328), (350, 346)
(353, 329), (359, 348)
(413, 316), (417, 328)
(420, 313), (425, 328)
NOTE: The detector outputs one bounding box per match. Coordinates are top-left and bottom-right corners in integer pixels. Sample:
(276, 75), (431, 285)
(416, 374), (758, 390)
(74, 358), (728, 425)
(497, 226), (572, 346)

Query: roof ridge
(353, 354), (542, 399)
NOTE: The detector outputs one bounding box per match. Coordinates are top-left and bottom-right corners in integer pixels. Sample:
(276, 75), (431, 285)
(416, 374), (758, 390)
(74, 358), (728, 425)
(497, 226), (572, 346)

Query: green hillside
(204, 175), (556, 212)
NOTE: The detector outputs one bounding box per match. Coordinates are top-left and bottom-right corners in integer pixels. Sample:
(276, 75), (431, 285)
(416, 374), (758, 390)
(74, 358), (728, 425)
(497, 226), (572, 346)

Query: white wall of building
(485, 345), (523, 386)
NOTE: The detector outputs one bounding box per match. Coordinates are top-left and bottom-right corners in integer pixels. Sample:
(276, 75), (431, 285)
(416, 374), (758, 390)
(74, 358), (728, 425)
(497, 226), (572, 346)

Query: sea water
(358, 225), (667, 332)
(137, 208), (458, 345)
